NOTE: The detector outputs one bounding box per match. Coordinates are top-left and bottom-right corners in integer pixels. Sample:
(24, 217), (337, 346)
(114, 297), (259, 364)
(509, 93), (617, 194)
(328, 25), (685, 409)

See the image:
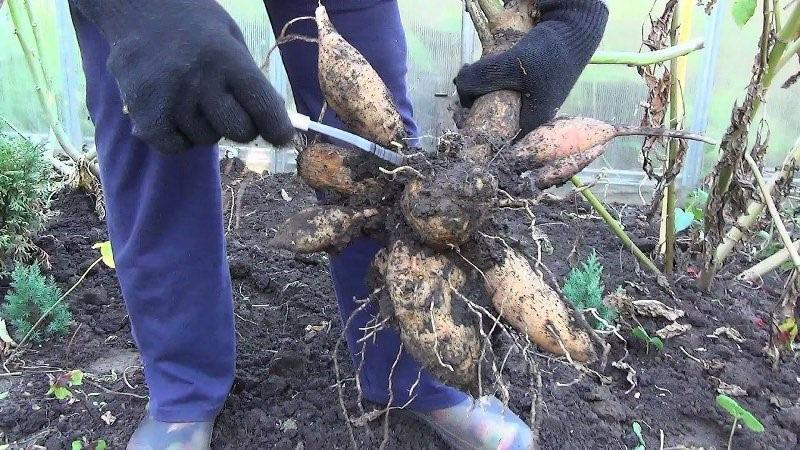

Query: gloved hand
(71, 0), (294, 153)
(454, 0), (609, 135)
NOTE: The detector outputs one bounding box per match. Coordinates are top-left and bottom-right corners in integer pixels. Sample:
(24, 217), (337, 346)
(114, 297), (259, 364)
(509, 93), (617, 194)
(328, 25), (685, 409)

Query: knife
(288, 111), (405, 166)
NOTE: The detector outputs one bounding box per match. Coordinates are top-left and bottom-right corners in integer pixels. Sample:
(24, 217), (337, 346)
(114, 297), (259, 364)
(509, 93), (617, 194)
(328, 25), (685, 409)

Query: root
(261, 16), (316, 70)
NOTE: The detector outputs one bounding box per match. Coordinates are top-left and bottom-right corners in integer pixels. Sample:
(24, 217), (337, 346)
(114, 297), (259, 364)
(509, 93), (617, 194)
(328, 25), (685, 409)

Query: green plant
(632, 326), (664, 353)
(674, 189), (708, 233)
(0, 134), (52, 269)
(716, 394), (764, 450)
(563, 251), (616, 329)
(0, 263), (68, 342)
(47, 369), (83, 400)
(632, 421), (645, 450)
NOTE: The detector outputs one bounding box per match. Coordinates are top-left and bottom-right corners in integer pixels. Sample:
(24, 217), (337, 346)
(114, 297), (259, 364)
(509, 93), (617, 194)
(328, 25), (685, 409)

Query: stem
(713, 137), (800, 272)
(22, 0), (47, 82)
(775, 37), (800, 74)
(744, 152), (800, 268)
(465, 0), (494, 47)
(570, 176), (662, 277)
(739, 239), (800, 281)
(663, 1), (686, 276)
(774, 0), (784, 34)
(6, 0), (97, 177)
(590, 38), (705, 66)
(728, 418), (738, 450)
(477, 0), (504, 28)
(613, 126), (719, 145)
(14, 257), (103, 351)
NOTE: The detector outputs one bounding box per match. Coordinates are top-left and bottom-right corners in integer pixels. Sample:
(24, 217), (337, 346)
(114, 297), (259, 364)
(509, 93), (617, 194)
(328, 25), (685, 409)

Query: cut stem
(476, 0), (504, 28)
(570, 176), (662, 277)
(738, 239), (800, 281)
(712, 137), (800, 275)
(590, 38), (705, 66)
(744, 152), (800, 268)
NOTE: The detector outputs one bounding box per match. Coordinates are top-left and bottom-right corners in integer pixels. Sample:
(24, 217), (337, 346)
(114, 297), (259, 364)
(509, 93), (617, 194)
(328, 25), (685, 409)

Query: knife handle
(288, 111), (311, 132)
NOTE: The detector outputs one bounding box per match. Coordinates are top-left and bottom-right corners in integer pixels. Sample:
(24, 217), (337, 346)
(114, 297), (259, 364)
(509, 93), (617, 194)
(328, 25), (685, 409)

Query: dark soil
(1, 158), (798, 450)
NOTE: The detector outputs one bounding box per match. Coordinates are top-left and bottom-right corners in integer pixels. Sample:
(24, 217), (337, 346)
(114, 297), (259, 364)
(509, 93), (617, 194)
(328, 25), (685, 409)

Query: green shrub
(562, 251), (616, 329)
(0, 135), (52, 270)
(1, 263), (69, 342)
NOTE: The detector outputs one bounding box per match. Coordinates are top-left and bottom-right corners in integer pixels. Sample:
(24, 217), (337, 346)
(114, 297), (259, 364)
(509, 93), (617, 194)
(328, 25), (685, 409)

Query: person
(67, 0), (607, 448)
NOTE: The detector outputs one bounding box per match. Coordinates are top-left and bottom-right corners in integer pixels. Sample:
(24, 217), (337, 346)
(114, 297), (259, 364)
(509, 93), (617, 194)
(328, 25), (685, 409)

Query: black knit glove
(71, 0), (294, 153)
(454, 0), (608, 135)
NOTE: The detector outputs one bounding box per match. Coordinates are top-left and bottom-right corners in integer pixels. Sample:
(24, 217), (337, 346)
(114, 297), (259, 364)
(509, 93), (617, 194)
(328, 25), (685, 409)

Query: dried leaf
(717, 381), (747, 397)
(782, 70), (800, 89)
(612, 360), (638, 394)
(633, 299), (685, 321)
(657, 322), (692, 339)
(280, 189), (293, 202)
(712, 326), (745, 343)
(100, 410), (117, 425)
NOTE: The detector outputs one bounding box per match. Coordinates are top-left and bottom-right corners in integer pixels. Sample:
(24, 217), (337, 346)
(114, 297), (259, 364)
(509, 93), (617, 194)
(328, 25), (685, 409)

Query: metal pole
(680, 0), (727, 190)
(54, 0), (84, 150)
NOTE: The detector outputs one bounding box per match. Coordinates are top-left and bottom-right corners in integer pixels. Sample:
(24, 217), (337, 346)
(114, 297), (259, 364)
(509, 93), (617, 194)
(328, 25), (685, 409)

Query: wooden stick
(744, 152), (800, 268)
(739, 239), (800, 281)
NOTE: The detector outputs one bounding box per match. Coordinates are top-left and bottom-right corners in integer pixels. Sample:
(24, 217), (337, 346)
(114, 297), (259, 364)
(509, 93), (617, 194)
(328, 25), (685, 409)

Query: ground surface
(1, 158), (798, 450)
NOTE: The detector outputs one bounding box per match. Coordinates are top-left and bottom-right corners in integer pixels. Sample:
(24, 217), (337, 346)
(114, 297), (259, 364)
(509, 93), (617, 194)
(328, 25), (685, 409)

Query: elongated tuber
(269, 206), (380, 254)
(297, 142), (383, 195)
(316, 5), (406, 148)
(485, 246), (595, 362)
(384, 239), (482, 392)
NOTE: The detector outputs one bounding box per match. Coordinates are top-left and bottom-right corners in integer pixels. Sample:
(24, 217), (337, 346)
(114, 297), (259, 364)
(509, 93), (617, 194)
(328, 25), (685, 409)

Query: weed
(632, 421), (645, 450)
(0, 263), (68, 342)
(716, 394), (764, 450)
(632, 326), (664, 352)
(674, 189), (708, 233)
(48, 369), (83, 400)
(563, 250), (616, 329)
(0, 134), (52, 270)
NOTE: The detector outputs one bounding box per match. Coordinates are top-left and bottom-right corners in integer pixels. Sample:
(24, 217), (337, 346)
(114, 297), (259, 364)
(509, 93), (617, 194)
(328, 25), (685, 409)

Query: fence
(1, 0), (798, 201)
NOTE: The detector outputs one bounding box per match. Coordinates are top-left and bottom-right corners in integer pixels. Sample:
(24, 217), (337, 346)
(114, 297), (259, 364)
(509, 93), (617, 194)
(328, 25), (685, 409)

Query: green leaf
(650, 337), (665, 351)
(92, 241), (115, 269)
(0, 391), (8, 400)
(51, 386), (72, 400)
(732, 0), (757, 27)
(739, 409), (765, 433)
(716, 394), (764, 432)
(68, 370), (84, 386)
(72, 440), (83, 450)
(674, 208), (695, 233)
(632, 326), (650, 342)
(95, 440), (108, 450)
(632, 421), (645, 450)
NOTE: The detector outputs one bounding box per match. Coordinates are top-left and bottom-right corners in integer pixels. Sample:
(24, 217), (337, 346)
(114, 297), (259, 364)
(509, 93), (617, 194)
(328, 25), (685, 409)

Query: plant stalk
(727, 418), (738, 450)
(712, 137), (800, 273)
(570, 176), (662, 277)
(744, 152), (800, 268)
(590, 38), (705, 66)
(739, 239), (800, 281)
(775, 37), (800, 74)
(7, 0), (98, 177)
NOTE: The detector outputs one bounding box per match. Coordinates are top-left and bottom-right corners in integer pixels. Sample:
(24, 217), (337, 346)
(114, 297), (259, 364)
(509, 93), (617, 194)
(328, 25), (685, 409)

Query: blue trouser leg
(70, 7), (235, 422)
(266, 0), (466, 412)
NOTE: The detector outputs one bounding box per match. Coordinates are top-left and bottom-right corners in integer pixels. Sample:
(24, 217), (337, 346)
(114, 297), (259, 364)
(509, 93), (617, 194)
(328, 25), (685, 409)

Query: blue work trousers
(70, 0), (465, 422)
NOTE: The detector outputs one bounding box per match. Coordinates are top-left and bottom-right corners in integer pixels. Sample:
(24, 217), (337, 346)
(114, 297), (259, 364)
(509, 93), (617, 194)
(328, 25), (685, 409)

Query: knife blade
(288, 112), (404, 166)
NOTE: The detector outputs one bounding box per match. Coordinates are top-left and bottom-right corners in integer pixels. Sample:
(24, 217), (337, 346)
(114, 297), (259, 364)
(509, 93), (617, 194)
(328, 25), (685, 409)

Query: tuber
(484, 246), (595, 362)
(315, 5), (406, 148)
(384, 239), (482, 392)
(269, 206), (380, 254)
(401, 163), (497, 247)
(297, 142), (383, 195)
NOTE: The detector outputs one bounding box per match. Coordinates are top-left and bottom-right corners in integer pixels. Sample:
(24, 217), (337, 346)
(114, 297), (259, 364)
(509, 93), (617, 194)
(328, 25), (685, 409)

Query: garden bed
(1, 158), (798, 450)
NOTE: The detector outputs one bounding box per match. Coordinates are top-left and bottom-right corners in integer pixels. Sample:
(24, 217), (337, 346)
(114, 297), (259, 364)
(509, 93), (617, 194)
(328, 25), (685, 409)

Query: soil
(1, 157), (798, 450)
